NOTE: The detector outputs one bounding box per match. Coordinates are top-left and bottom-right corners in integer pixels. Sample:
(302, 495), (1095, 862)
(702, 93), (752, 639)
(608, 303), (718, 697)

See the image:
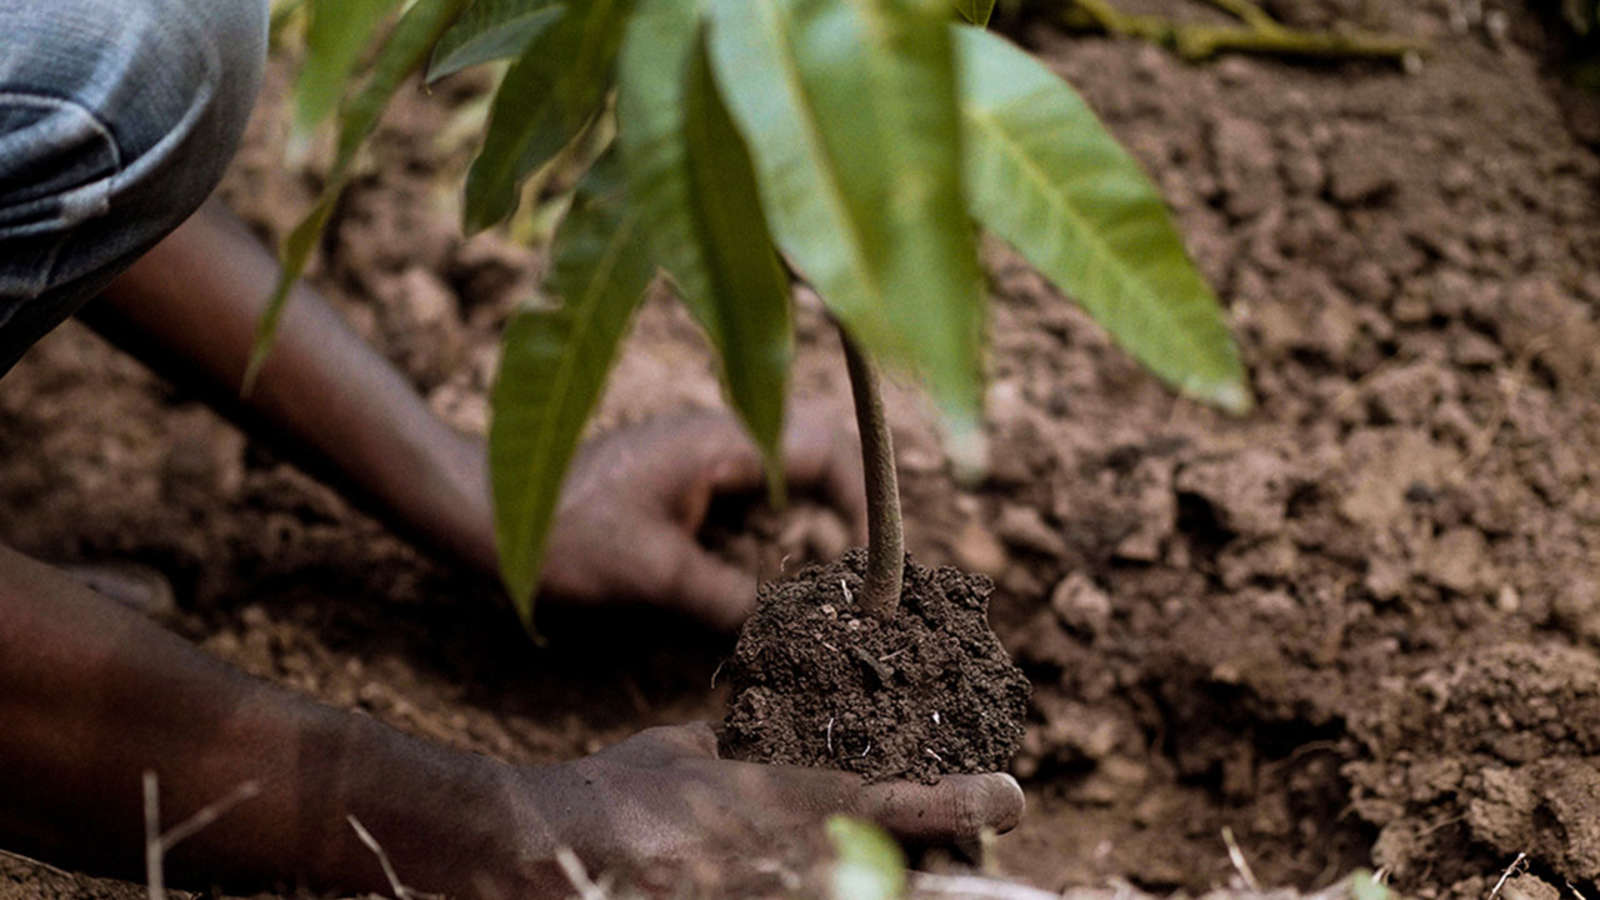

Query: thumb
(852, 773), (1025, 843)
(660, 533), (759, 633)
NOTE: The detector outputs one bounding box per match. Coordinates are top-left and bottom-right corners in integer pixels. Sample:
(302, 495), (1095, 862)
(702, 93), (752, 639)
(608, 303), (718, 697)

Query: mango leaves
(825, 817), (907, 900)
(276, 0), (1252, 627)
(489, 161), (653, 616)
(427, 0), (564, 82)
(953, 0), (994, 26)
(251, 0), (470, 391)
(707, 0), (987, 434)
(954, 25), (1250, 411)
(462, 0), (634, 233)
(617, 0), (793, 494)
(294, 0), (399, 135)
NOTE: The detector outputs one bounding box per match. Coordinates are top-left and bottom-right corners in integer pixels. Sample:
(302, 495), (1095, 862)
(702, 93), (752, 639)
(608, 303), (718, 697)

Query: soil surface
(7, 0), (1600, 898)
(720, 550), (1030, 782)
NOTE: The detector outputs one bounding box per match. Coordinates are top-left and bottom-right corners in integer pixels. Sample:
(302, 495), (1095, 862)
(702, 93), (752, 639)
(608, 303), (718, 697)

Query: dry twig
(143, 773), (261, 900)
(1488, 852), (1529, 900)
(1221, 826), (1262, 893)
(554, 846), (608, 900)
(348, 814), (445, 900)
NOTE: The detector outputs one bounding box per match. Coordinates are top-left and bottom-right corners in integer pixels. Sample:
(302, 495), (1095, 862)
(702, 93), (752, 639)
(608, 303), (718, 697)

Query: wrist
(304, 713), (541, 898)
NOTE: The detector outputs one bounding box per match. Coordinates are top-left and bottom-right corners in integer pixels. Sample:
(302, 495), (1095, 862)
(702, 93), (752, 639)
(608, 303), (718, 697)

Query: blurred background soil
(6, 0), (1600, 896)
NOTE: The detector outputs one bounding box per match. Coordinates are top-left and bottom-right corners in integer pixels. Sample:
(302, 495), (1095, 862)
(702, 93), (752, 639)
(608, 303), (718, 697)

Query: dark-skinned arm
(0, 544), (1023, 897)
(81, 199), (868, 629)
(0, 199), (1024, 896)
(78, 200), (499, 575)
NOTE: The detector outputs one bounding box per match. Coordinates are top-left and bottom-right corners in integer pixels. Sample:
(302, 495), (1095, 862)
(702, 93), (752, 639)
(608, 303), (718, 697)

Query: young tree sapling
(263, 0), (1254, 779)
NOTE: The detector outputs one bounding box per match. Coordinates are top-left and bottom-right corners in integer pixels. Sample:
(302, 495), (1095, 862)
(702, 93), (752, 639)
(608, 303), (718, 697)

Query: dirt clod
(720, 550), (1029, 782)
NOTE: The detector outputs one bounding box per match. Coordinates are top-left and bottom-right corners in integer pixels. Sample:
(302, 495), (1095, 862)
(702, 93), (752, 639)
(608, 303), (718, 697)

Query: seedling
(262, 0), (1251, 634)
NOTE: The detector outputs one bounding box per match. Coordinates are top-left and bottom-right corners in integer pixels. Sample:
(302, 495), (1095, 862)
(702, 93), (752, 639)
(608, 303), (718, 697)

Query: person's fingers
(665, 544), (758, 632)
(701, 760), (1024, 843)
(778, 409), (868, 541)
(623, 723), (721, 760)
(851, 773), (1025, 842)
(683, 407), (859, 496)
(820, 443), (868, 545)
(601, 519), (753, 630)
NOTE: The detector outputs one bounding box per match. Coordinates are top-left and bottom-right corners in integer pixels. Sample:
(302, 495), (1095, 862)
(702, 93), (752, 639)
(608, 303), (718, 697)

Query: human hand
(511, 724), (1023, 888)
(540, 406), (866, 630)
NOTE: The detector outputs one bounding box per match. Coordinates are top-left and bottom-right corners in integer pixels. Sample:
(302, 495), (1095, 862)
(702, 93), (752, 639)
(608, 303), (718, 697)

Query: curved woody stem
(839, 323), (904, 621)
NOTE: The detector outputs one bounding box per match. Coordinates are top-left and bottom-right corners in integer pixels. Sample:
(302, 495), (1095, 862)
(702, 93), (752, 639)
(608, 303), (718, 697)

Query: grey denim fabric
(0, 0), (267, 376)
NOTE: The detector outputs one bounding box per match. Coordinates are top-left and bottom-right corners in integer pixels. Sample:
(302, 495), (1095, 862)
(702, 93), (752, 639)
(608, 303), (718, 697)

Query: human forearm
(81, 201), (498, 574)
(0, 543), (1024, 893)
(0, 545), (535, 894)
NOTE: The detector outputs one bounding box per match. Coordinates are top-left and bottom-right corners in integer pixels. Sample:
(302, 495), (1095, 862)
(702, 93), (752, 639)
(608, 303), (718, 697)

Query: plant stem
(1064, 0), (1423, 64)
(839, 324), (903, 621)
(1201, 0), (1283, 35)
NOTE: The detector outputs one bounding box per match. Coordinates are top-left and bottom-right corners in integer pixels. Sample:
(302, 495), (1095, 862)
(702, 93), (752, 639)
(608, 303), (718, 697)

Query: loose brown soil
(7, 0), (1600, 897)
(720, 550), (1030, 782)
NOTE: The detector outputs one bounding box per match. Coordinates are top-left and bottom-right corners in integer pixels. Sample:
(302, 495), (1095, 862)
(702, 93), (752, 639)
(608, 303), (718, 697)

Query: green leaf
(953, 0), (993, 26)
(249, 0), (471, 392)
(825, 816), (907, 900)
(427, 0), (564, 83)
(1348, 870), (1391, 900)
(294, 0), (399, 135)
(617, 0), (793, 493)
(269, 0), (309, 48)
(706, 0), (986, 432)
(954, 25), (1252, 413)
(462, 0), (635, 234)
(489, 159), (654, 620)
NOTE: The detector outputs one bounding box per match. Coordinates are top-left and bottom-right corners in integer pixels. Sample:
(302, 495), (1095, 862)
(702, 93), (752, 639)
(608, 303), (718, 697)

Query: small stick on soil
(925, 748), (944, 764)
(349, 815), (445, 900)
(143, 774), (163, 900)
(826, 717), (835, 755)
(144, 772), (261, 900)
(909, 872), (1061, 899)
(554, 846), (608, 900)
(1064, 0), (1424, 63)
(840, 578), (854, 606)
(839, 324), (904, 621)
(1488, 852), (1529, 900)
(710, 658), (726, 689)
(1220, 826), (1261, 893)
(860, 742), (872, 758)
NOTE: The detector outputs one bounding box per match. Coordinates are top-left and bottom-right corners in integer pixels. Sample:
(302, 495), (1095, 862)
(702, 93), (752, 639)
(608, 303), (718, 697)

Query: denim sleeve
(0, 0), (266, 376)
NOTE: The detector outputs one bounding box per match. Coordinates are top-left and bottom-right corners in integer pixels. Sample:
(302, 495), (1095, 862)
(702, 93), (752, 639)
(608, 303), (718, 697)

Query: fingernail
(985, 774), (1025, 833)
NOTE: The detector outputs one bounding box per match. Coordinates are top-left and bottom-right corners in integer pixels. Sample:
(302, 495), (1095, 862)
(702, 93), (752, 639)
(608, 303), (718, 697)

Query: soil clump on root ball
(720, 549), (1029, 783)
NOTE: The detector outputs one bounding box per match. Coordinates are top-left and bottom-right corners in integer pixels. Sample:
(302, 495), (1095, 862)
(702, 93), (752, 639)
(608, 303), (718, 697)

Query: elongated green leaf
(706, 0), (985, 432)
(490, 160), (654, 619)
(427, 0), (564, 83)
(617, 0), (792, 491)
(462, 0), (634, 234)
(825, 817), (907, 900)
(953, 0), (993, 26)
(249, 0), (471, 391)
(954, 25), (1251, 412)
(269, 0), (309, 48)
(294, 0), (399, 134)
